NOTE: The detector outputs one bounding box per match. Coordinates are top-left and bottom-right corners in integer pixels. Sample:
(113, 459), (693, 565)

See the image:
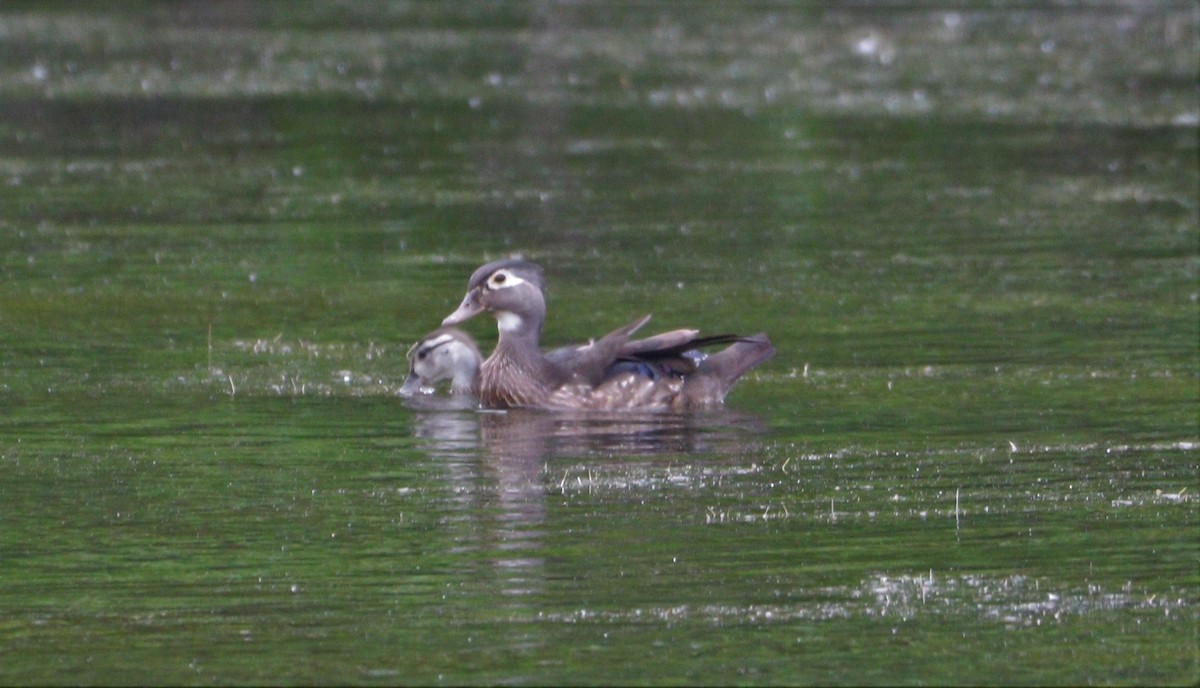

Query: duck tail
(685, 333), (776, 405)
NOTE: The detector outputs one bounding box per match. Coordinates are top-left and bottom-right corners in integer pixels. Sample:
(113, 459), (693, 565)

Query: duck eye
(417, 350), (427, 360)
(486, 269), (523, 290)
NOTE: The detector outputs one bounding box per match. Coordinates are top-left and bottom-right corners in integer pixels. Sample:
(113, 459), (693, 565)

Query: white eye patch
(486, 269), (526, 290)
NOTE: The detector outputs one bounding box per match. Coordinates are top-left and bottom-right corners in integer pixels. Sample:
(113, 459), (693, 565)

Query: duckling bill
(441, 258), (775, 411)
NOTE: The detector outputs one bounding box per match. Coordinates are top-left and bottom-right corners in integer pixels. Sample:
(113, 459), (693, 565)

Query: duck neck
(494, 310), (543, 355)
(451, 365), (479, 395)
(489, 308), (558, 387)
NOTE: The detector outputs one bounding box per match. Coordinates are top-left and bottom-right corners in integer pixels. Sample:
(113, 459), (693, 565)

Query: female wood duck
(441, 258), (775, 411)
(400, 323), (748, 399)
(399, 326), (481, 397)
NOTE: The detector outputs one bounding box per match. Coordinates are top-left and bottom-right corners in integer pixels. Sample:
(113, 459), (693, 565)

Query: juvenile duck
(399, 326), (482, 397)
(441, 258), (775, 411)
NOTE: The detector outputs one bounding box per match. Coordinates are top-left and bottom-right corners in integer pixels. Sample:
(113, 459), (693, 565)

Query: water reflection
(404, 402), (767, 598)
(404, 396), (480, 450)
(404, 402), (768, 463)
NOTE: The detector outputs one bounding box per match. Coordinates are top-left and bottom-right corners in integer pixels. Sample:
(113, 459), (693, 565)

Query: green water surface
(0, 2), (1196, 685)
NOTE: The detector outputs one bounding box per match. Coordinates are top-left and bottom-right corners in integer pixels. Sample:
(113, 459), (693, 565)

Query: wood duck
(399, 326), (482, 397)
(401, 323), (746, 398)
(441, 258), (776, 411)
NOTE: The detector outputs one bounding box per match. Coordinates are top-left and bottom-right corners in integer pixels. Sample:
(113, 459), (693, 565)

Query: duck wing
(544, 314), (652, 386)
(542, 332), (776, 412)
(620, 330), (743, 357)
(616, 331), (747, 377)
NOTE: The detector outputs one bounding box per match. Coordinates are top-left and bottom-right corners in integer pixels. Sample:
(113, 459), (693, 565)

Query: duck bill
(442, 289), (484, 326)
(398, 369), (426, 397)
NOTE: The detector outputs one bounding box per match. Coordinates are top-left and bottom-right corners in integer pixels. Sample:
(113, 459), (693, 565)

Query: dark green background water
(1, 2), (1196, 685)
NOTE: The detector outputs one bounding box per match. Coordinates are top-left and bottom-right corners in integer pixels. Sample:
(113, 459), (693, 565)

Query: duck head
(399, 327), (482, 396)
(442, 258), (547, 337)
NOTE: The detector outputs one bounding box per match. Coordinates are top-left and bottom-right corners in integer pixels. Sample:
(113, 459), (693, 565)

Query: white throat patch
(495, 311), (524, 333)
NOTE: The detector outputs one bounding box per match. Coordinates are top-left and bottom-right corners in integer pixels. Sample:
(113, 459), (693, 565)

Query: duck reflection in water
(402, 405), (548, 598)
(403, 398), (767, 599)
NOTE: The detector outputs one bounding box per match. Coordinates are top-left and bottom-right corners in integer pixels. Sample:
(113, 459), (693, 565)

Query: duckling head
(399, 327), (482, 396)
